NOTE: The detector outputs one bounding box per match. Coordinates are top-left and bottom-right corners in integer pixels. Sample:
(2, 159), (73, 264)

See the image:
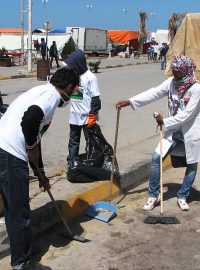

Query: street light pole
(42, 0), (49, 59)
(44, 21), (51, 60)
(42, 0), (48, 20)
(27, 0), (32, 72)
(122, 8), (128, 29)
(149, 12), (156, 32)
(86, 4), (93, 26)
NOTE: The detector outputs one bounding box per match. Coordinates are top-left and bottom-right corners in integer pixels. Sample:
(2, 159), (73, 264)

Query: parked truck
(66, 27), (108, 56)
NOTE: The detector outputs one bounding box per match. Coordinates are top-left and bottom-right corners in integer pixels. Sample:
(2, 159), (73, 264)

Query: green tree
(138, 11), (147, 54)
(168, 13), (186, 44)
(61, 36), (76, 60)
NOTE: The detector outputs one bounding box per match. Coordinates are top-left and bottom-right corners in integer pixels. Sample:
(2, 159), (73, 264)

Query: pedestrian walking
(160, 43), (169, 70)
(152, 43), (159, 61)
(116, 55), (200, 211)
(147, 46), (152, 61)
(49, 41), (61, 69)
(0, 67), (79, 270)
(62, 49), (101, 172)
(40, 38), (47, 60)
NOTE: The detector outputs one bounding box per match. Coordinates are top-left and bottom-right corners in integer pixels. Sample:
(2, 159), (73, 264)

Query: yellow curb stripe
(0, 156), (172, 221)
(57, 156), (172, 222)
(0, 76), (12, 80)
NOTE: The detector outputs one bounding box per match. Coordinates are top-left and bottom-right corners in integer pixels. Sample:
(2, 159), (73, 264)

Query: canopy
(107, 30), (138, 44)
(49, 29), (66, 33)
(32, 29), (46, 33)
(0, 28), (27, 34)
(166, 13), (200, 80)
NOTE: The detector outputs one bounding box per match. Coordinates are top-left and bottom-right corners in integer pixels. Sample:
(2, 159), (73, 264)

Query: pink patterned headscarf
(170, 55), (196, 96)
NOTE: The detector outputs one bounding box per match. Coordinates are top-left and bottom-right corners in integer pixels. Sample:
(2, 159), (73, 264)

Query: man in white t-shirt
(0, 67), (79, 270)
(62, 49), (101, 171)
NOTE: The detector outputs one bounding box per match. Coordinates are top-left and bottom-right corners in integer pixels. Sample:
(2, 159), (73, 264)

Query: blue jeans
(0, 148), (31, 268)
(67, 124), (89, 168)
(161, 55), (166, 69)
(149, 139), (198, 199)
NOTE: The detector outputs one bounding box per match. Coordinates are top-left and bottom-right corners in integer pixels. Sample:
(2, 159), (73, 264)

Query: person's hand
(39, 172), (51, 191)
(116, 100), (130, 109)
(153, 112), (164, 126)
(27, 146), (39, 166)
(87, 114), (97, 128)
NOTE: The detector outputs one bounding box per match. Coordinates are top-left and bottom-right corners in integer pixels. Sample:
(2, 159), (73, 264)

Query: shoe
(177, 198), (189, 211)
(12, 263), (25, 270)
(57, 65), (61, 68)
(143, 196), (160, 211)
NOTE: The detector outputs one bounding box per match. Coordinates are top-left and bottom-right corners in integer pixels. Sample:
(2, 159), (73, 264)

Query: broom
(35, 165), (90, 242)
(109, 108), (125, 208)
(144, 120), (180, 224)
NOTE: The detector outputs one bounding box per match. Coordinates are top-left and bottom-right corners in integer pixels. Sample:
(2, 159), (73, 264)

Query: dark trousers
(67, 124), (89, 168)
(41, 53), (46, 60)
(50, 56), (60, 68)
(0, 148), (31, 267)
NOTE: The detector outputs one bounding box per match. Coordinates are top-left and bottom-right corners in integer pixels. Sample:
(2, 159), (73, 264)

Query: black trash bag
(67, 125), (120, 183)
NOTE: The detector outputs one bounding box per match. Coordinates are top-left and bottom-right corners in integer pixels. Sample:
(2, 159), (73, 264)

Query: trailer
(66, 27), (108, 55)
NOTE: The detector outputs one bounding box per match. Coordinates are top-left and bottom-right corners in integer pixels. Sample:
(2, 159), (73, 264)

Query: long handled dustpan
(35, 166), (90, 242)
(85, 109), (121, 222)
(144, 124), (180, 224)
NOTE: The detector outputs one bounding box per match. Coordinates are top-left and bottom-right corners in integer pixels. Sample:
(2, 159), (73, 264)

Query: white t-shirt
(69, 70), (100, 125)
(0, 83), (61, 161)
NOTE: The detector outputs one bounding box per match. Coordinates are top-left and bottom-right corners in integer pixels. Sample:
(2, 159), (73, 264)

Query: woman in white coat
(116, 55), (200, 211)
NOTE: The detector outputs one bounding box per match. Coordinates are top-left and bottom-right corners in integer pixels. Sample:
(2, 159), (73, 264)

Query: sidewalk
(0, 55), (158, 80)
(0, 56), (168, 259)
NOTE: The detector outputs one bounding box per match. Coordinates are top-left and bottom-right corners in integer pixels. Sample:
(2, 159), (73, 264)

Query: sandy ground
(1, 166), (200, 270)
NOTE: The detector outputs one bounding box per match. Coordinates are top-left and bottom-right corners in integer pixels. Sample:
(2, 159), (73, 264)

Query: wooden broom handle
(160, 124), (164, 215)
(109, 108), (120, 201)
(35, 165), (74, 237)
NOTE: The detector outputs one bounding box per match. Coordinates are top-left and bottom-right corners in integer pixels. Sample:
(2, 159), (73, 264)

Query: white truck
(66, 27), (108, 55)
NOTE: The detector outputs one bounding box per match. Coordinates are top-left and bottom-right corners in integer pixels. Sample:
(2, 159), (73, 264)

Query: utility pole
(27, 0), (32, 72)
(20, 0), (24, 60)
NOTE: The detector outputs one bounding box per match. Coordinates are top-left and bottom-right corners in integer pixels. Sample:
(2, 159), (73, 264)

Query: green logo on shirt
(71, 87), (84, 100)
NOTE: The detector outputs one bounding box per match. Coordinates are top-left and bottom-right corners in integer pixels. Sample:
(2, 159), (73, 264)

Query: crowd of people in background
(147, 42), (169, 64)
(0, 46), (9, 58)
(1, 38), (170, 71)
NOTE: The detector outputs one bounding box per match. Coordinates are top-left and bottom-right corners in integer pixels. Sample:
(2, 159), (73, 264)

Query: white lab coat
(129, 77), (200, 164)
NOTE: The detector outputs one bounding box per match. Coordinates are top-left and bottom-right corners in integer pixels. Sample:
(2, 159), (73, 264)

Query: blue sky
(1, 0), (200, 32)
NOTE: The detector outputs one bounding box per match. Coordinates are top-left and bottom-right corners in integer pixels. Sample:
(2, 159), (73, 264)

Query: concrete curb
(0, 61), (160, 80)
(0, 156), (171, 258)
(0, 73), (37, 80)
(25, 156), (172, 234)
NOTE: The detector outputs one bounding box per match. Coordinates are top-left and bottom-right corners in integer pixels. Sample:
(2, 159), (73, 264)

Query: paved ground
(1, 165), (200, 270)
(0, 55), (156, 79)
(1, 57), (198, 269)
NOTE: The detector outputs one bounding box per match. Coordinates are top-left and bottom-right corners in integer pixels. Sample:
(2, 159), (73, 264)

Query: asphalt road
(0, 62), (166, 175)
